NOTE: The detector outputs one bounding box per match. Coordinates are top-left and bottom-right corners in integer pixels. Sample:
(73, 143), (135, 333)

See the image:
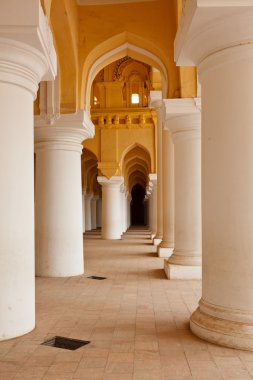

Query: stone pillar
(98, 176), (124, 239)
(127, 193), (131, 229)
(96, 197), (102, 228)
(35, 111), (94, 277)
(82, 190), (86, 233)
(150, 92), (165, 246)
(91, 195), (99, 230)
(164, 99), (201, 280)
(175, 1), (253, 350)
(0, 1), (56, 340)
(85, 193), (93, 231)
(158, 120), (175, 258)
(144, 197), (149, 226)
(121, 186), (127, 234)
(148, 174), (157, 239)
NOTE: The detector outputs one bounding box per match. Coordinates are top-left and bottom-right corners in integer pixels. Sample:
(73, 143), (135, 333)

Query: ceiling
(77, 0), (155, 5)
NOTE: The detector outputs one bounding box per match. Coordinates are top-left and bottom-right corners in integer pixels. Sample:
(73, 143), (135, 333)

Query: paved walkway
(0, 229), (253, 379)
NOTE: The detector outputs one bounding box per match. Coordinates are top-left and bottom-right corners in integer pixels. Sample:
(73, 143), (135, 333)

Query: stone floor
(1, 228), (253, 380)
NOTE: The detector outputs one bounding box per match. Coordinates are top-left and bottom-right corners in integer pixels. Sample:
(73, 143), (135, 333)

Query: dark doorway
(131, 184), (146, 226)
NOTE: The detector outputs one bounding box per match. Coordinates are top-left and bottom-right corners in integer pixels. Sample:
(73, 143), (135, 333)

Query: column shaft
(174, 1), (253, 350)
(91, 196), (98, 230)
(96, 198), (102, 228)
(191, 44), (253, 350)
(0, 0), (56, 340)
(98, 176), (124, 239)
(158, 127), (174, 258)
(35, 111), (94, 277)
(82, 191), (86, 233)
(164, 99), (201, 280)
(85, 193), (93, 231)
(149, 174), (157, 239)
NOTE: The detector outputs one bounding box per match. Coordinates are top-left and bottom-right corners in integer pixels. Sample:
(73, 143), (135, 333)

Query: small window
(131, 93), (139, 104)
(94, 96), (98, 105)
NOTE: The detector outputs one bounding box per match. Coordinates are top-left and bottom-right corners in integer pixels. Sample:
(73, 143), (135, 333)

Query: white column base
(164, 259), (201, 280)
(158, 246), (173, 258)
(190, 299), (253, 351)
(153, 238), (162, 246)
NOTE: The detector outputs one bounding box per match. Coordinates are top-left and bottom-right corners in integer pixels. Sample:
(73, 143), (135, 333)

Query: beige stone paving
(0, 228), (253, 379)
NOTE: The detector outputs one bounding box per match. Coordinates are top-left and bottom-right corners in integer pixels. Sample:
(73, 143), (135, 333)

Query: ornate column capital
(34, 110), (95, 153)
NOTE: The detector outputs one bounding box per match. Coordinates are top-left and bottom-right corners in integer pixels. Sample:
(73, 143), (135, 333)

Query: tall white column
(96, 197), (102, 228)
(35, 111), (94, 277)
(91, 195), (99, 230)
(175, 1), (253, 350)
(85, 193), (93, 231)
(148, 174), (157, 239)
(121, 186), (128, 234)
(98, 176), (124, 239)
(150, 92), (164, 246)
(127, 193), (131, 229)
(164, 99), (201, 280)
(0, 1), (56, 340)
(158, 120), (175, 258)
(82, 190), (86, 233)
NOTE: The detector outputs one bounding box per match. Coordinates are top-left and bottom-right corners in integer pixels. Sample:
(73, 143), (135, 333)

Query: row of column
(147, 1), (253, 352)
(149, 92), (201, 280)
(83, 192), (101, 232)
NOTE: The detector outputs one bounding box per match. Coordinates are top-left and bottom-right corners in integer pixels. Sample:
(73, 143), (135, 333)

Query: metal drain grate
(41, 336), (90, 350)
(87, 275), (107, 280)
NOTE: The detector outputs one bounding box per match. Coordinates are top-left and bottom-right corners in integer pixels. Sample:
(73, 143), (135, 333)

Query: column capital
(85, 192), (94, 200)
(0, 1), (57, 97)
(120, 184), (126, 193)
(149, 91), (166, 121)
(175, 0), (253, 66)
(97, 176), (124, 188)
(34, 110), (95, 153)
(164, 98), (201, 143)
(149, 173), (157, 185)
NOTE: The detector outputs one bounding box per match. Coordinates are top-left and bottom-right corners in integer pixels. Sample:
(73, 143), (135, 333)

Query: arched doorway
(131, 183), (146, 226)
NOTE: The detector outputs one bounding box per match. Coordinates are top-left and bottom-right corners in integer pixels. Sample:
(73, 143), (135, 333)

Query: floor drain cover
(87, 275), (107, 280)
(41, 336), (90, 350)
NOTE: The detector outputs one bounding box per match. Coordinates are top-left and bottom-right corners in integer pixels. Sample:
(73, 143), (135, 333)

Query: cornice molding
(0, 0), (56, 81)
(34, 110), (95, 152)
(97, 176), (124, 187)
(164, 98), (201, 143)
(175, 0), (253, 66)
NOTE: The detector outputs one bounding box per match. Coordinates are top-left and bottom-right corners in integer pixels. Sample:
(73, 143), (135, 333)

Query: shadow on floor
(148, 268), (167, 279)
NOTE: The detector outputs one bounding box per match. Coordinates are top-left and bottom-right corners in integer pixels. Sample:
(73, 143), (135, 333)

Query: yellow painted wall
(39, 0), (196, 114)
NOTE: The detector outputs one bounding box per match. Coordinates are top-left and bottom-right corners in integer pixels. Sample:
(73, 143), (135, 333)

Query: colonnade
(1, 0), (253, 354)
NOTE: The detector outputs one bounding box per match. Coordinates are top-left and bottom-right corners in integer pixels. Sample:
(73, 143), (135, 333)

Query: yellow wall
(40, 0), (196, 114)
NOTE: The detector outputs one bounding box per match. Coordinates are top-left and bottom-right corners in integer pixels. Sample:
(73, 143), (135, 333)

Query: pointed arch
(121, 142), (151, 170)
(80, 32), (168, 112)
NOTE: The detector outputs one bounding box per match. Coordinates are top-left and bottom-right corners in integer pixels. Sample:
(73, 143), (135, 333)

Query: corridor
(0, 230), (253, 380)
